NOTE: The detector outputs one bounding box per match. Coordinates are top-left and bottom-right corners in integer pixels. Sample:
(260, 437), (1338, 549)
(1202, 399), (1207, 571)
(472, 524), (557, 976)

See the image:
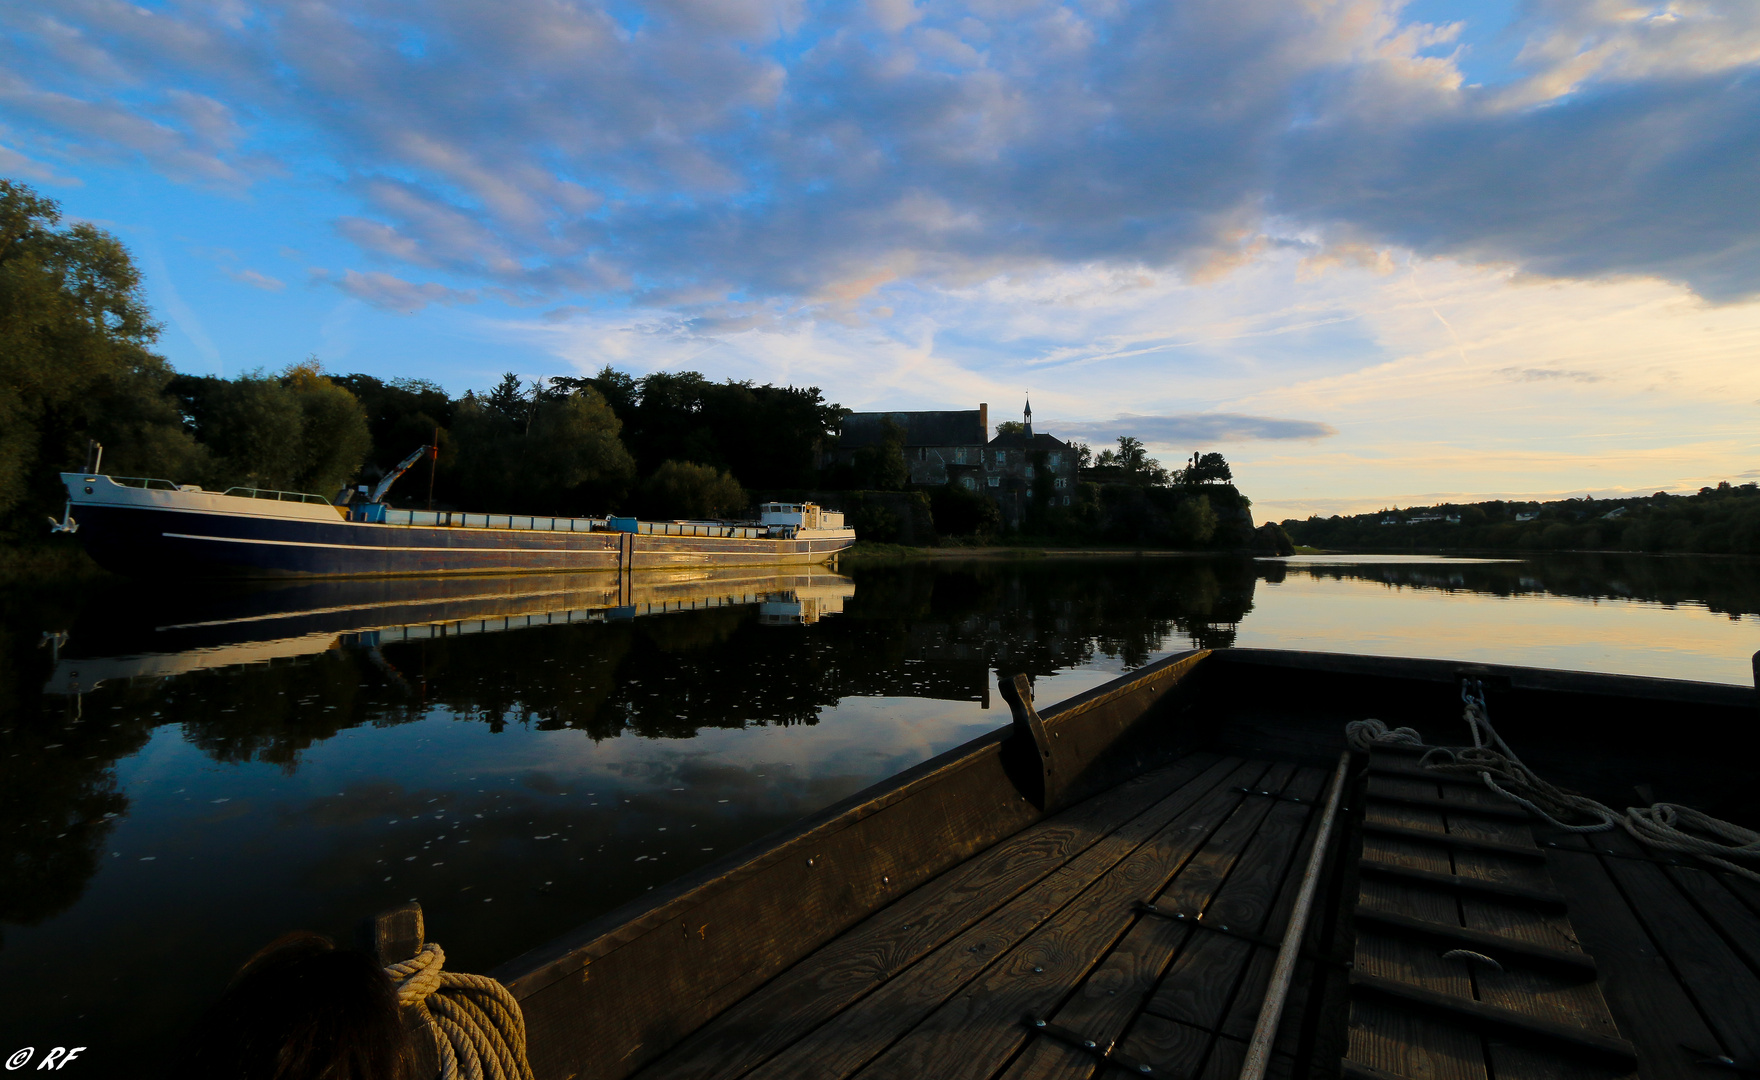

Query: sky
(3, 0), (1758, 522)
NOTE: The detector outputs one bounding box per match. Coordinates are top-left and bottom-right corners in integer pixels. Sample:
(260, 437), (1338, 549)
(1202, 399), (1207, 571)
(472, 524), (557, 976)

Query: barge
(364, 647), (1760, 1080)
(55, 471), (854, 578)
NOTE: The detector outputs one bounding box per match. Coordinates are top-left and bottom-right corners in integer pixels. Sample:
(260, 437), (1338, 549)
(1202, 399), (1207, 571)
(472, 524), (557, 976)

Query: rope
(384, 943), (535, 1080)
(1345, 718), (1423, 752)
(1347, 680), (1760, 884)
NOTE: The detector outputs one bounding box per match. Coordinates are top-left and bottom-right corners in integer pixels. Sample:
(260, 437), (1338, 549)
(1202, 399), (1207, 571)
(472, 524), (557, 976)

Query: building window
(1054, 477), (1067, 489)
(954, 447), (968, 465)
(1048, 452), (1061, 470)
(961, 476), (976, 491)
(1062, 495), (1071, 506)
(987, 476), (1000, 488)
(1025, 465), (1035, 479)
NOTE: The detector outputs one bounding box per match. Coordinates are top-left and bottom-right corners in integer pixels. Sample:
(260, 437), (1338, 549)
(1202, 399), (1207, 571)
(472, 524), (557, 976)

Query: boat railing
(379, 509), (607, 532)
(639, 520), (766, 539)
(104, 476), (180, 491)
(222, 486), (334, 505)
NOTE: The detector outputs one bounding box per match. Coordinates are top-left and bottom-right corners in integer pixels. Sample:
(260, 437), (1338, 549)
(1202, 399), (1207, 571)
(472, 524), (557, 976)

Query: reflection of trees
(1275, 553), (1760, 618)
(0, 697), (137, 944)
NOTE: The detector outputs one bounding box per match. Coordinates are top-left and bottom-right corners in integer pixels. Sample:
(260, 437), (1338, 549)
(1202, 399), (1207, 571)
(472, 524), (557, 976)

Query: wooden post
(359, 900), (424, 966)
(998, 673), (1057, 809)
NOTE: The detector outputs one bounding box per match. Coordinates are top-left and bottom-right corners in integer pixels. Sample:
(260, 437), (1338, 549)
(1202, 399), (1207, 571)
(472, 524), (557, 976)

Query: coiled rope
(1352, 680), (1760, 884)
(384, 943), (535, 1080)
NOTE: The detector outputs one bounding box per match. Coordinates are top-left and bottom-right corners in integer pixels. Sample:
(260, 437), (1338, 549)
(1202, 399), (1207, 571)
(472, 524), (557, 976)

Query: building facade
(835, 400), (1079, 527)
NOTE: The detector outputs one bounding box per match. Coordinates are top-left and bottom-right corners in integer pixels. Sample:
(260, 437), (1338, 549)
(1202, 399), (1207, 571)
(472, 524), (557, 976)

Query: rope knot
(382, 941), (534, 1080)
(1345, 718), (1423, 752)
(386, 942), (448, 1009)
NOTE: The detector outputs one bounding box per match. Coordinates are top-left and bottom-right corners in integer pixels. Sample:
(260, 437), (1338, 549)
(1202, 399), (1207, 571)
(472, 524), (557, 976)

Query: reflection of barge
(45, 567), (856, 693)
(56, 472), (854, 578)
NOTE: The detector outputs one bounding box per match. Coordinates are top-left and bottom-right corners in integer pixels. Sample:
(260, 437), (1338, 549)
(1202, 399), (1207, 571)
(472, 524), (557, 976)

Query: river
(2, 552), (1757, 1067)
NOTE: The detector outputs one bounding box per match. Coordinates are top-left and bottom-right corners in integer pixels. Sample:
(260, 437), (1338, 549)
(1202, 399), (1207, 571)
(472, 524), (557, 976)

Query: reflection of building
(833, 399), (1080, 527)
(46, 568), (856, 694)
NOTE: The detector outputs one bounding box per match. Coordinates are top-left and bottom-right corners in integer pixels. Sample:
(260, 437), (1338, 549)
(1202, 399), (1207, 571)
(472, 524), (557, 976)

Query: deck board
(636, 752), (1231, 1080)
(1000, 766), (1329, 1080)
(707, 757), (1269, 1080)
(1345, 749), (1638, 1080)
(846, 762), (1293, 1080)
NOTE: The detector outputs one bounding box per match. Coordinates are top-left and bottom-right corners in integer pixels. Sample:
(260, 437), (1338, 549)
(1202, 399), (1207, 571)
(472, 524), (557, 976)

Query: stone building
(834, 399), (1079, 527)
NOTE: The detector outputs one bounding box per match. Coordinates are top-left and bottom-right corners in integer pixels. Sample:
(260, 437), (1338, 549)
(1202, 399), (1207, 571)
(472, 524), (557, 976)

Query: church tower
(1023, 396), (1033, 438)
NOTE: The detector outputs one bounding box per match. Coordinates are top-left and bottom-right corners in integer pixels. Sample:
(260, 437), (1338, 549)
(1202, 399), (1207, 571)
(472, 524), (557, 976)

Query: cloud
(315, 270), (478, 313)
(1495, 367), (1604, 383)
(0, 0), (1754, 306)
(1055, 413), (1338, 447)
(224, 266), (285, 292)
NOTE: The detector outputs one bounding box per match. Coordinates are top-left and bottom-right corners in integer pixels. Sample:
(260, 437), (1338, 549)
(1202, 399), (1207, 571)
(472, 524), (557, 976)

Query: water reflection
(2, 552), (1757, 1066)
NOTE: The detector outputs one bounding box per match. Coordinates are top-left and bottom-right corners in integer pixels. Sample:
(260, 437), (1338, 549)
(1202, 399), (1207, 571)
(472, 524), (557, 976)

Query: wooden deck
(622, 742), (1760, 1080)
(633, 751), (1342, 1080)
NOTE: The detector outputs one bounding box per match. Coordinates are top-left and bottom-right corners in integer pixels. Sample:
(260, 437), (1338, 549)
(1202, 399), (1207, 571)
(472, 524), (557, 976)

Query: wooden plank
(1348, 799), (1488, 1080)
(1143, 768), (1328, 1034)
(1356, 861), (1566, 910)
(1004, 766), (1330, 1080)
(736, 759), (1274, 1080)
(837, 763), (1295, 1080)
(1599, 849), (1760, 1061)
(636, 754), (1226, 1080)
(1542, 845), (1721, 1080)
(1361, 821), (1545, 860)
(1365, 775), (1530, 820)
(1443, 814), (1624, 1060)
(1349, 973), (1636, 1067)
(1664, 863), (1760, 976)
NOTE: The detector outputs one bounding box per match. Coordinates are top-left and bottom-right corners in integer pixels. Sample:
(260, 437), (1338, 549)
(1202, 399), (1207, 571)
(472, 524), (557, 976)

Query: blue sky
(4, 0), (1758, 520)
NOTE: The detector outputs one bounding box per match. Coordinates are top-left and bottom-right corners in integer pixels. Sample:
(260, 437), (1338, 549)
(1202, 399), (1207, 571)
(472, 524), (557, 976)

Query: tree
(1172, 494), (1217, 546)
(641, 461), (746, 519)
(449, 384), (634, 513)
(1183, 451), (1233, 484)
(0, 179), (200, 532)
(854, 418), (908, 490)
(995, 420), (1026, 437)
(170, 361), (371, 495)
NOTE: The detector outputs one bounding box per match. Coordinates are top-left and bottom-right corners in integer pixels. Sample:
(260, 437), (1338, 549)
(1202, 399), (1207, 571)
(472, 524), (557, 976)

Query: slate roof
(840, 410), (986, 448)
(987, 431), (1072, 451)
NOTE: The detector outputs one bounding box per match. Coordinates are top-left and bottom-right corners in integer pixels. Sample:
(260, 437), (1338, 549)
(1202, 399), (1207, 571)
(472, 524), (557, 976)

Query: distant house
(1601, 506), (1628, 520)
(1515, 512), (1539, 522)
(833, 399), (1080, 527)
(1407, 514), (1444, 524)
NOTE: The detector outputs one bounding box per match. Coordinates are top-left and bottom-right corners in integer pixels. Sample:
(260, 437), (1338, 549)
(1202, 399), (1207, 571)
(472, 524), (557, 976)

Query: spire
(1023, 395), (1033, 438)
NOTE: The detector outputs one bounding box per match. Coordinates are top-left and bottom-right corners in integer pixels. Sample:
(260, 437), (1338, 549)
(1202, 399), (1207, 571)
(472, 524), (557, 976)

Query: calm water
(4, 553), (1759, 1068)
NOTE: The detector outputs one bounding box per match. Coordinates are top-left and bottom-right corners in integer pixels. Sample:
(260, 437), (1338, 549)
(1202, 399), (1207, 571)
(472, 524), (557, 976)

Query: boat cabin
(759, 502), (844, 531)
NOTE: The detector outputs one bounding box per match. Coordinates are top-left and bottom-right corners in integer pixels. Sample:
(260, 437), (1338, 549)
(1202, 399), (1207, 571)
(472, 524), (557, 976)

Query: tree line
(1283, 483), (1760, 555)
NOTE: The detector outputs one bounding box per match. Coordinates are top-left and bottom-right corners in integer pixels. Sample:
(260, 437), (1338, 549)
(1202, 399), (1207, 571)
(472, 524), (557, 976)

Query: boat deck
(635, 751), (1338, 1080)
(630, 742), (1760, 1080)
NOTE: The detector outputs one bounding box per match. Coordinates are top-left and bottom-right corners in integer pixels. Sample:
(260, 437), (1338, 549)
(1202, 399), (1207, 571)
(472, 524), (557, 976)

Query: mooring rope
(1351, 680), (1760, 884)
(384, 943), (535, 1080)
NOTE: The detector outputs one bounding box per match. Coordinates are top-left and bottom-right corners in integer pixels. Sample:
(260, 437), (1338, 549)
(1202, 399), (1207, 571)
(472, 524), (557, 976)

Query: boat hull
(67, 499), (853, 578)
